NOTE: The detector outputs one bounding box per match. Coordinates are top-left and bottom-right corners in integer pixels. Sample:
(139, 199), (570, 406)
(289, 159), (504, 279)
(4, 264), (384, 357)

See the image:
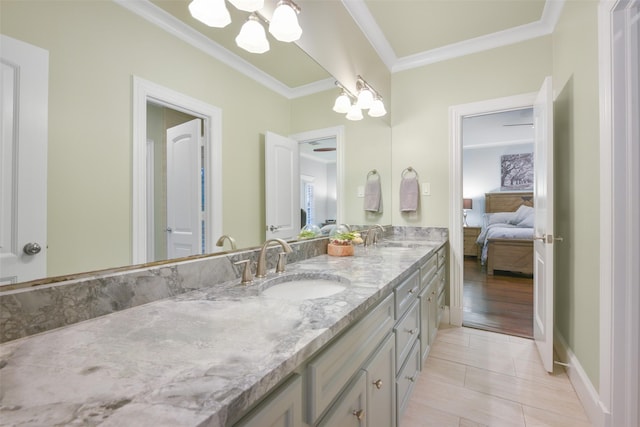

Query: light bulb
(346, 104), (363, 121)
(188, 0), (231, 28)
(228, 0), (264, 12)
(236, 15), (270, 54)
(368, 98), (387, 117)
(332, 93), (351, 114)
(269, 1), (302, 42)
(356, 88), (374, 109)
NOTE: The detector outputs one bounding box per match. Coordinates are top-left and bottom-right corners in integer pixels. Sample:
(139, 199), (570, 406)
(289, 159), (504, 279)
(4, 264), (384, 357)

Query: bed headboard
(485, 192), (533, 213)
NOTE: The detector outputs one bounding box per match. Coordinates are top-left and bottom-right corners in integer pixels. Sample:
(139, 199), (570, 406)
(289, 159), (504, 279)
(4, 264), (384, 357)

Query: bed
(476, 192), (534, 276)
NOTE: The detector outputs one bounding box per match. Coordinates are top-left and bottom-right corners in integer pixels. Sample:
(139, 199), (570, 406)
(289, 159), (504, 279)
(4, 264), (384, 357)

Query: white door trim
(448, 93), (536, 326)
(290, 126), (345, 225)
(132, 76), (222, 264)
(598, 1), (639, 426)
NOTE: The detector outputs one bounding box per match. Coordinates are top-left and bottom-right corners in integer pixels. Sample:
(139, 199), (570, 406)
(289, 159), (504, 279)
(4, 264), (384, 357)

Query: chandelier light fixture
(332, 77), (387, 120)
(188, 0), (302, 54)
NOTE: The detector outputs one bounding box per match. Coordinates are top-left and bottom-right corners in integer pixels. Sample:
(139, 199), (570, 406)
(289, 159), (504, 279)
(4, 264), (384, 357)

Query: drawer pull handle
(427, 297), (432, 302)
(373, 379), (383, 389)
(406, 328), (417, 335)
(353, 409), (365, 421)
(408, 288), (416, 294)
(406, 375), (416, 382)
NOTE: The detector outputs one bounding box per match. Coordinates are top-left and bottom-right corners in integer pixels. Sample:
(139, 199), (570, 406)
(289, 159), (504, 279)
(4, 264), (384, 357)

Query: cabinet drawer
(235, 375), (303, 427)
(437, 289), (446, 324)
(394, 269), (419, 319)
(394, 301), (419, 374)
(396, 341), (421, 423)
(317, 371), (366, 427)
(436, 245), (447, 269)
(365, 334), (396, 427)
(419, 255), (437, 290)
(307, 293), (394, 424)
(436, 266), (446, 296)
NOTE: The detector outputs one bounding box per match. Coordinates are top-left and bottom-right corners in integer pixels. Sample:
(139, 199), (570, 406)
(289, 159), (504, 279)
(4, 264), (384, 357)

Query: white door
(533, 76), (555, 372)
(166, 119), (202, 259)
(0, 35), (48, 284)
(265, 131), (299, 241)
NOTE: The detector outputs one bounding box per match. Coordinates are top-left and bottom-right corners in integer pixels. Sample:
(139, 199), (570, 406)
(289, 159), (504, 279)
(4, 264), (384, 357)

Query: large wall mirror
(0, 0), (391, 286)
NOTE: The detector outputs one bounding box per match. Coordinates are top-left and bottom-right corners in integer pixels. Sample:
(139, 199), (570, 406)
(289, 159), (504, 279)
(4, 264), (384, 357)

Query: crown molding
(113, 0), (330, 99)
(343, 0), (565, 73)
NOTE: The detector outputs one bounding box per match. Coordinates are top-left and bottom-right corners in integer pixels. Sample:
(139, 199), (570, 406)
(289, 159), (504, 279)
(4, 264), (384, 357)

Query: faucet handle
(234, 260), (254, 285)
(276, 252), (288, 274)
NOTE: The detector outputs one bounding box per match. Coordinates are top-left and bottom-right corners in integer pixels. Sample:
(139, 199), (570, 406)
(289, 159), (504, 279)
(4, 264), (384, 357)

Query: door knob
(269, 225), (279, 232)
(166, 227), (173, 233)
(23, 242), (42, 255)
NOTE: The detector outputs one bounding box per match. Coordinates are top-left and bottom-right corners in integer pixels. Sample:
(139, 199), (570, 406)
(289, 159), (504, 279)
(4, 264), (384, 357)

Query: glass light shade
(332, 93), (351, 114)
(228, 0), (264, 12)
(368, 98), (387, 117)
(269, 2), (302, 42)
(236, 16), (270, 54)
(346, 105), (363, 121)
(188, 0), (231, 28)
(356, 88), (374, 109)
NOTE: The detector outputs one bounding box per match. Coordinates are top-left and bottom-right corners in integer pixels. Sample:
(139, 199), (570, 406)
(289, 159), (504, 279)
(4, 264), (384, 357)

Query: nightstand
(463, 226), (481, 257)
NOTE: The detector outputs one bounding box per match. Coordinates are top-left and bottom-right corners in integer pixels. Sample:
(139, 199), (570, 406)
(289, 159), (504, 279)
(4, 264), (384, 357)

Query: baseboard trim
(554, 329), (610, 427)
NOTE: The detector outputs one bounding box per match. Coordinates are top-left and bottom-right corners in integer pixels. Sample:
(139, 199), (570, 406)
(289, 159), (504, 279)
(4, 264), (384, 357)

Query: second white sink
(261, 273), (349, 300)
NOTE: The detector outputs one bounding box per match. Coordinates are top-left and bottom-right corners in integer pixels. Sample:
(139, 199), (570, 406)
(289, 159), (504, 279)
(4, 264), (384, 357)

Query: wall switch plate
(422, 182), (431, 196)
(357, 186), (365, 197)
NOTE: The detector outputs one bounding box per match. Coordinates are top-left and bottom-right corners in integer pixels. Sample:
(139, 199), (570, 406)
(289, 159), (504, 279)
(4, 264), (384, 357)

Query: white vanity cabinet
(235, 374), (304, 427)
(419, 243), (448, 366)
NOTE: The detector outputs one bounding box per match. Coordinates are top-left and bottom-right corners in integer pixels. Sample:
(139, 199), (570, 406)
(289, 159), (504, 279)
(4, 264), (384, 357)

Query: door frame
(598, 0), (639, 426)
(132, 76), (222, 264)
(290, 126), (345, 225)
(448, 92), (536, 327)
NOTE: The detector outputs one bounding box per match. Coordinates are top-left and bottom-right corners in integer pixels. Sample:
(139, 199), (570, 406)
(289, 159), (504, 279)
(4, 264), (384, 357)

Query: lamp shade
(356, 88), (374, 109)
(269, 1), (302, 42)
(346, 105), (363, 121)
(463, 198), (473, 209)
(228, 0), (264, 12)
(333, 93), (351, 114)
(368, 98), (387, 117)
(188, 0), (231, 28)
(236, 15), (270, 54)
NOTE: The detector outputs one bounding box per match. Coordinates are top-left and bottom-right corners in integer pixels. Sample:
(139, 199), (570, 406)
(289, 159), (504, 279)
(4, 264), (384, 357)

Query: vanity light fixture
(269, 0), (302, 42)
(236, 14), (270, 54)
(332, 77), (386, 120)
(228, 0), (264, 12)
(188, 0), (231, 28)
(188, 0), (302, 53)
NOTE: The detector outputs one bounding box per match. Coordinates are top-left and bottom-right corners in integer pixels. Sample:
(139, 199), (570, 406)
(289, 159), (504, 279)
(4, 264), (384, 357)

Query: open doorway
(299, 137), (337, 234)
(461, 108), (535, 338)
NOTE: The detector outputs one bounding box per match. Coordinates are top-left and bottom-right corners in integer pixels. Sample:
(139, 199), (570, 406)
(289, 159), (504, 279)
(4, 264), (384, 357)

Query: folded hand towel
(399, 176), (419, 212)
(364, 178), (382, 212)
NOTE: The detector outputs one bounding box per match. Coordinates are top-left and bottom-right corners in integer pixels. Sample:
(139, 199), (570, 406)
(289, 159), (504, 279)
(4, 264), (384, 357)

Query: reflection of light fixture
(463, 198), (473, 227)
(188, 0), (231, 28)
(269, 0), (302, 42)
(229, 0), (264, 12)
(346, 104), (363, 121)
(332, 77), (386, 120)
(236, 14), (270, 54)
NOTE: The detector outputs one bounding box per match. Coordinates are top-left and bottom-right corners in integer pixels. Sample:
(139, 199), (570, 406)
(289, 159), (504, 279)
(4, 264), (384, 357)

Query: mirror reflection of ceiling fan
(313, 147), (336, 152)
(503, 123), (534, 127)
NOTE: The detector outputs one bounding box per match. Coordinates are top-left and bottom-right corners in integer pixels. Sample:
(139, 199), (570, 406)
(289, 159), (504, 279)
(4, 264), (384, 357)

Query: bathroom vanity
(0, 229), (448, 427)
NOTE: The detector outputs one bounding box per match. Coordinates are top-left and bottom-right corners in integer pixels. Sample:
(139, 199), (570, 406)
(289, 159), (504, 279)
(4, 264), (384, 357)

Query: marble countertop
(0, 239), (444, 427)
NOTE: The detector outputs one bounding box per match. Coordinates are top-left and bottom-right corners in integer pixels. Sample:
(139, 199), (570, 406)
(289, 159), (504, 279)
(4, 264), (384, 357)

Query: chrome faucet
(216, 234), (237, 251)
(364, 224), (385, 247)
(256, 238), (293, 278)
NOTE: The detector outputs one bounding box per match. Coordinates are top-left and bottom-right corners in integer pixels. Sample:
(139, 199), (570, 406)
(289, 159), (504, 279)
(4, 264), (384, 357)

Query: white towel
(399, 176), (419, 212)
(364, 178), (382, 212)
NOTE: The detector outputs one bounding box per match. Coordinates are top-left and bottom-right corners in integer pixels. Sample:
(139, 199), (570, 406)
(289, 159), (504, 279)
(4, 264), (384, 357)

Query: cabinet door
(318, 371), (367, 427)
(366, 334), (396, 427)
(419, 283), (432, 364)
(235, 375), (303, 427)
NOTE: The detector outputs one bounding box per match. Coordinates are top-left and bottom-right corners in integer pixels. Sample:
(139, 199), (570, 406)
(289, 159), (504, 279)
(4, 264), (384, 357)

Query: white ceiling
(131, 0), (564, 94)
(462, 108), (534, 149)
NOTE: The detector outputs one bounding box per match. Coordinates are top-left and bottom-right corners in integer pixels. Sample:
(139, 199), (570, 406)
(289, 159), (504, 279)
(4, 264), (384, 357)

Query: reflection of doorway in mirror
(298, 138), (337, 231)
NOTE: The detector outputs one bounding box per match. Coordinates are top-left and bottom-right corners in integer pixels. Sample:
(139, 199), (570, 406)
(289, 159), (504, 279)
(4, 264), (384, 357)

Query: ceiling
(131, 0), (563, 95)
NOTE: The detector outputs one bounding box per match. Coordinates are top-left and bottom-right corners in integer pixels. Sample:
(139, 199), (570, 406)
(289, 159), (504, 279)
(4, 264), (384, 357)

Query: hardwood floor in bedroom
(462, 257), (533, 338)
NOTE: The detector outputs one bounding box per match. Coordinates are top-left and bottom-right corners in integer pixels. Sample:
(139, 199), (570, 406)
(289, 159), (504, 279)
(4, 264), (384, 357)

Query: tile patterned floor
(401, 326), (592, 427)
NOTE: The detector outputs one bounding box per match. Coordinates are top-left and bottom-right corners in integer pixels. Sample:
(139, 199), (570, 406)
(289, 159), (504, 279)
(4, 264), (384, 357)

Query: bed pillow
(484, 212), (517, 227)
(513, 205), (535, 227)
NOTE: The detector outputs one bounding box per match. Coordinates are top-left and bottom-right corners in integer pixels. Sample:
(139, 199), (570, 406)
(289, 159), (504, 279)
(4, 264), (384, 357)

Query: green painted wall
(552, 0), (601, 387)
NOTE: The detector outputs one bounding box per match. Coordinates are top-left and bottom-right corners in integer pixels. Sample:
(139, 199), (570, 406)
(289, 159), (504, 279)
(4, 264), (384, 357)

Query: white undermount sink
(261, 273), (349, 300)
